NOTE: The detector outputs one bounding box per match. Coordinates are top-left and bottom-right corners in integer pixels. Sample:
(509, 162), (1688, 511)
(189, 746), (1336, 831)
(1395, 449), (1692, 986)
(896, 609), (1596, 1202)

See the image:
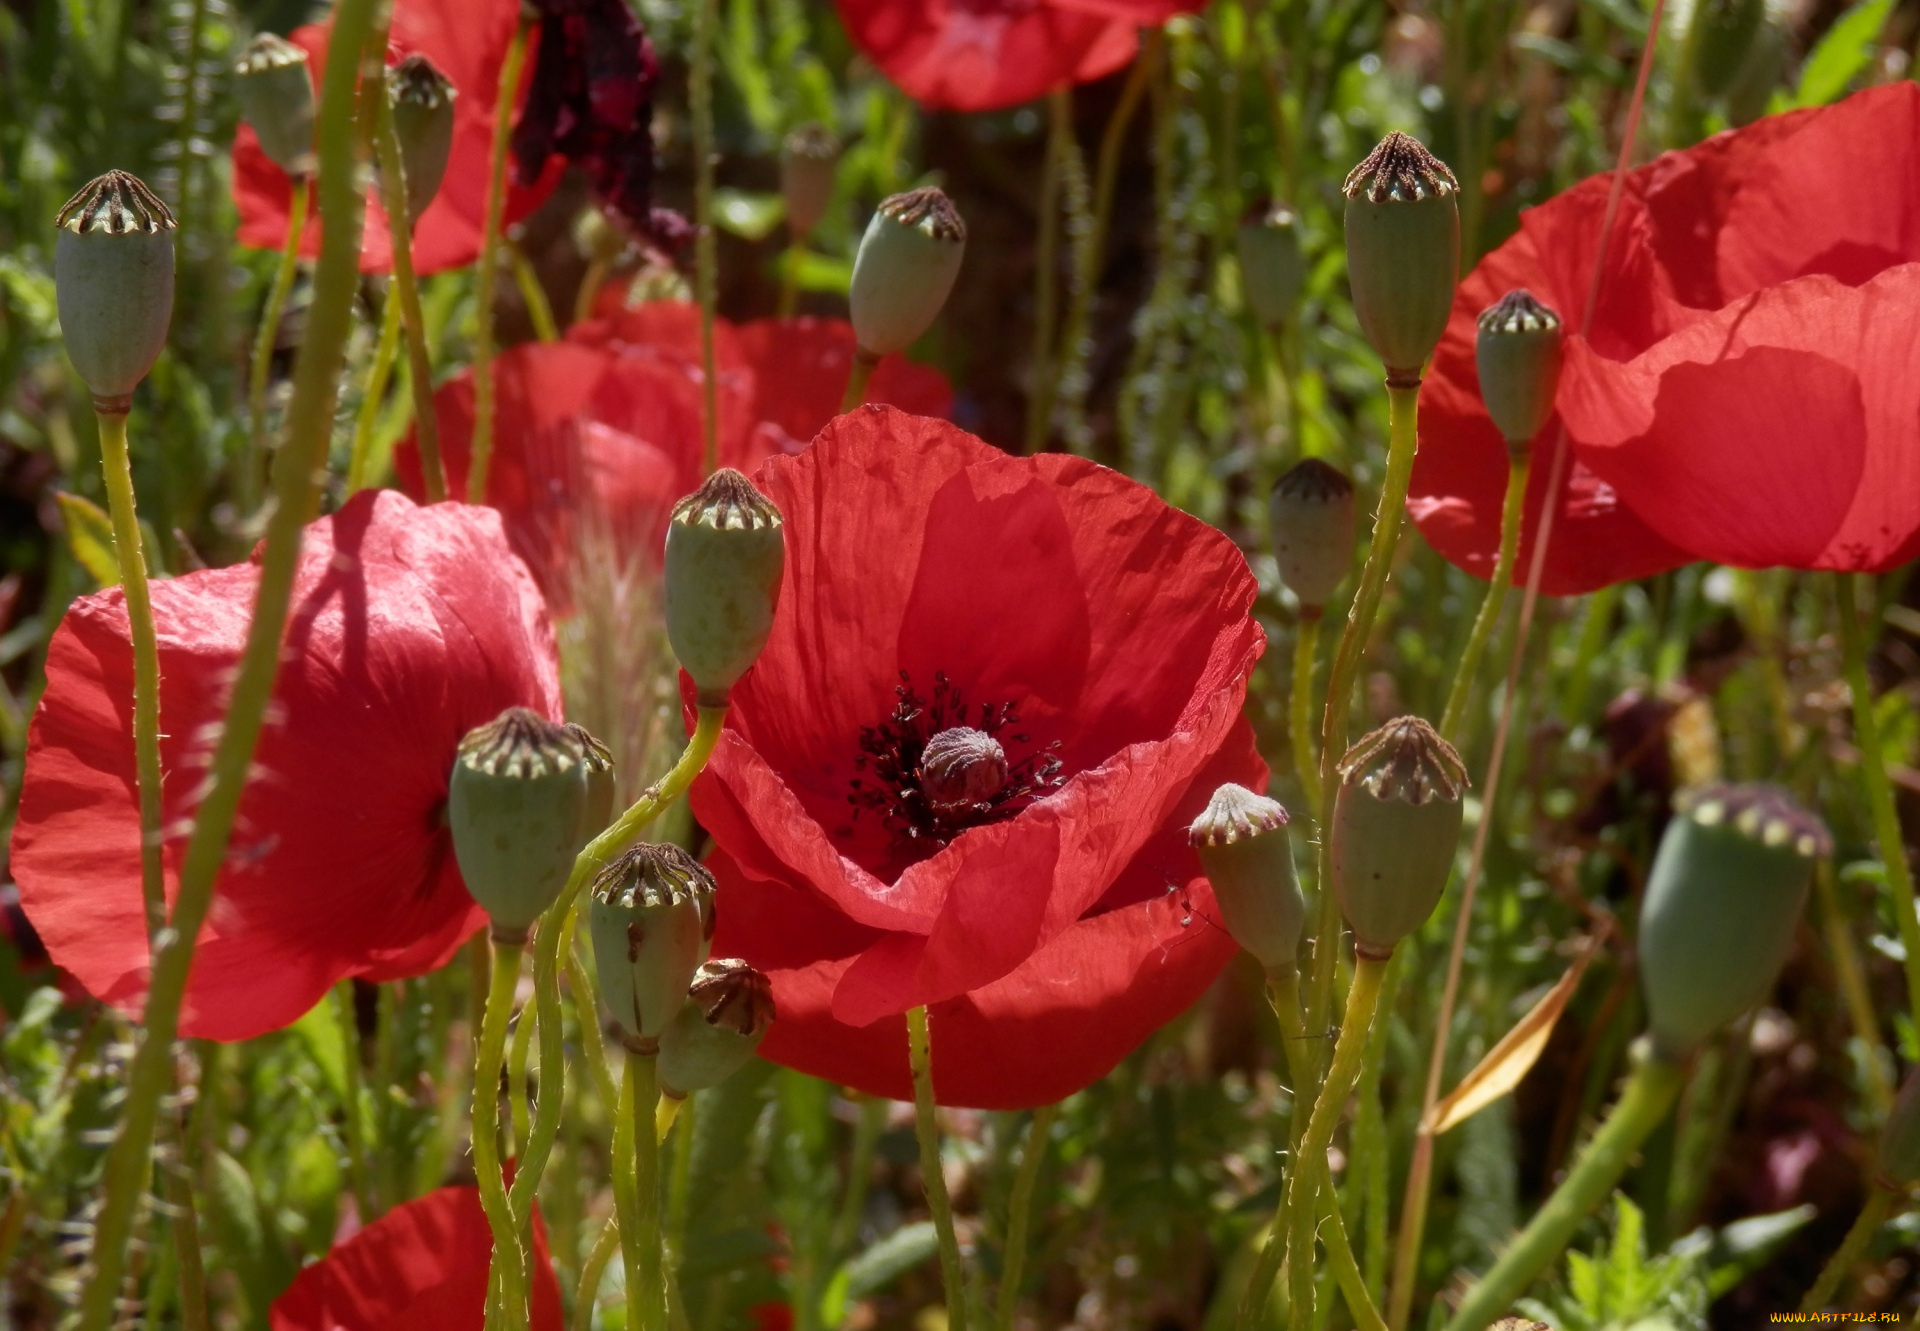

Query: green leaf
(290, 994), (348, 1102)
(1793, 0), (1891, 106)
(53, 491), (121, 588)
(0, 254), (59, 338)
(837, 1220), (938, 1300)
(713, 188), (788, 242)
(206, 1148), (298, 1317)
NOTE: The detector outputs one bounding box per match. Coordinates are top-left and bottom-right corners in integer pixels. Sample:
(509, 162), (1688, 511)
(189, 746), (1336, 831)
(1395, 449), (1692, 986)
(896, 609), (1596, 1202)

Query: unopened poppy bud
(448, 708), (589, 942)
(1189, 784), (1306, 973)
(1331, 717), (1467, 959)
(235, 33), (317, 179)
(565, 723), (616, 840)
(1269, 459), (1356, 613)
(658, 958), (775, 1098)
(55, 171), (176, 408)
(590, 843), (716, 1052)
(1343, 132), (1459, 381)
(664, 469), (785, 706)
(1476, 289), (1563, 451)
(388, 54), (457, 224)
(781, 123), (840, 241)
(1692, 0), (1766, 98)
(849, 186), (966, 358)
(1639, 783), (1825, 1060)
(920, 727), (1008, 813)
(1878, 1064), (1920, 1187)
(1236, 203), (1305, 328)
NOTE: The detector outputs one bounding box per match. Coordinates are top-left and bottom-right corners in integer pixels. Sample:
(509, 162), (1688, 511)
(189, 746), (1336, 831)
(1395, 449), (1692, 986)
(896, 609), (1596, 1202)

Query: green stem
(94, 408), (165, 939)
(576, 254), (611, 327)
(507, 238), (560, 343)
(1314, 1183), (1386, 1331)
(576, 1216), (621, 1331)
(245, 175), (309, 512)
(508, 969), (534, 1153)
(1441, 1051), (1686, 1331)
(621, 1049), (667, 1331)
(832, 1096), (887, 1258)
(369, 83), (446, 502)
(1290, 612), (1323, 819)
(469, 16), (530, 505)
(334, 982), (375, 1222)
(162, 1109), (210, 1331)
(75, 4), (380, 1322)
(1440, 451), (1529, 741)
(691, 0), (719, 476)
(1816, 862), (1894, 1116)
(611, 1051), (643, 1330)
(1836, 572), (1920, 1025)
(346, 291), (404, 494)
(1025, 88), (1069, 454)
(908, 1005), (969, 1331)
(840, 351), (877, 414)
(993, 1101), (1058, 1331)
(778, 243), (802, 318)
(1238, 966), (1314, 1328)
(475, 940), (530, 1325)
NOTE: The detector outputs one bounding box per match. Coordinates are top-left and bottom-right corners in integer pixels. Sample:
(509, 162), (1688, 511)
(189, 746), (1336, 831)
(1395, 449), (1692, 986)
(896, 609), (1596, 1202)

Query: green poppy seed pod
(1269, 459), (1356, 612)
(564, 723), (616, 841)
(1723, 19), (1788, 127)
(1330, 717), (1467, 959)
(1343, 132), (1460, 381)
(1639, 783), (1827, 1061)
(589, 843), (717, 1053)
(234, 33), (317, 179)
(849, 187), (966, 358)
(1877, 1063), (1920, 1187)
(1476, 289), (1564, 451)
(448, 708), (590, 942)
(55, 171), (177, 408)
(781, 123), (840, 241)
(1188, 784), (1306, 973)
(1692, 0), (1766, 98)
(664, 469), (785, 707)
(388, 54), (457, 224)
(658, 958), (775, 1098)
(1236, 203), (1305, 328)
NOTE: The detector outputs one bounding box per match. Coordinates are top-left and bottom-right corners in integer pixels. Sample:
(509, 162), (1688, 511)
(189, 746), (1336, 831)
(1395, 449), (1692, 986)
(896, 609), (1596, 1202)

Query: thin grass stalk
(333, 981), (375, 1222)
(346, 292), (404, 493)
(469, 16), (530, 504)
(507, 238), (560, 342)
(1439, 453), (1530, 740)
(161, 1108), (210, 1331)
(1815, 862), (1895, 1117)
(369, 84), (446, 500)
(993, 1101), (1059, 1331)
(1024, 89), (1069, 453)
(1290, 612), (1322, 817)
(244, 176), (308, 511)
(576, 1217), (621, 1331)
(908, 1005), (969, 1331)
(1800, 1185), (1895, 1311)
(692, 0), (719, 475)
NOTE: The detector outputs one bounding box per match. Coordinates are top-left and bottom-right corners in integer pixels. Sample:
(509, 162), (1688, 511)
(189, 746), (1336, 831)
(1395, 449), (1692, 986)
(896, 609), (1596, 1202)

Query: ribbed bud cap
(1878, 1063), (1920, 1187)
(1343, 133), (1460, 379)
(1640, 783), (1826, 1060)
(659, 958), (776, 1098)
(55, 171), (177, 406)
(565, 723), (617, 840)
(1236, 203), (1305, 328)
(589, 844), (717, 1050)
(665, 469), (786, 706)
(781, 123), (841, 240)
(389, 54), (457, 224)
(849, 187), (967, 358)
(1330, 717), (1467, 958)
(1269, 458), (1356, 610)
(920, 727), (1008, 813)
(1189, 784), (1306, 973)
(235, 33), (317, 178)
(1476, 289), (1564, 449)
(448, 708), (589, 939)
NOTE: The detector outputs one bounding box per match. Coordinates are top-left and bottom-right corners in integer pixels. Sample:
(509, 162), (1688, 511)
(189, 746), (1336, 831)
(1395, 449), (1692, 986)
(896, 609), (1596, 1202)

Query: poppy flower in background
(1408, 82), (1920, 593)
(269, 1183), (563, 1330)
(10, 492), (561, 1042)
(232, 0), (563, 274)
(694, 408), (1265, 1109)
(396, 302), (951, 605)
(836, 0), (1206, 112)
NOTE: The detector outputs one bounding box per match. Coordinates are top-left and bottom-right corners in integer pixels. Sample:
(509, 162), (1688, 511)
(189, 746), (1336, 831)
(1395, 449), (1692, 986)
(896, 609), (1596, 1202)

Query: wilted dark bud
(1639, 783), (1825, 1060)
(664, 469), (785, 706)
(1879, 1063), (1920, 1187)
(235, 33), (317, 178)
(1269, 459), (1356, 612)
(55, 171), (176, 407)
(781, 123), (840, 241)
(1723, 19), (1788, 127)
(1476, 289), (1563, 450)
(448, 708), (589, 941)
(389, 54), (457, 224)
(658, 958), (775, 1098)
(1237, 203), (1305, 328)
(849, 187), (966, 358)
(1189, 784), (1306, 973)
(1343, 133), (1460, 380)
(1331, 717), (1467, 959)
(1692, 0), (1766, 98)
(565, 723), (616, 841)
(589, 843), (716, 1052)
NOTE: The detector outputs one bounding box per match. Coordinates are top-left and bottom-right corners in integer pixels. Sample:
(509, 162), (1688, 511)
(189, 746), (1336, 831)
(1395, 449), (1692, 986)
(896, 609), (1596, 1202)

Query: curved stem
(575, 254), (611, 327)
(507, 238), (559, 343)
(1290, 612), (1322, 819)
(621, 1049), (666, 1331)
(1800, 1183), (1894, 1311)
(993, 1102), (1059, 1331)
(474, 940), (530, 1325)
(840, 351), (878, 414)
(908, 1005), (969, 1331)
(245, 176), (309, 512)
(469, 16), (530, 505)
(1440, 451), (1529, 741)
(691, 0), (719, 475)
(346, 291), (404, 494)
(575, 1217), (621, 1331)
(508, 963), (535, 1152)
(1315, 1183), (1386, 1331)
(1237, 966), (1314, 1328)
(75, 4), (380, 1322)
(369, 83), (446, 502)
(832, 1096), (888, 1256)
(1441, 1052), (1685, 1331)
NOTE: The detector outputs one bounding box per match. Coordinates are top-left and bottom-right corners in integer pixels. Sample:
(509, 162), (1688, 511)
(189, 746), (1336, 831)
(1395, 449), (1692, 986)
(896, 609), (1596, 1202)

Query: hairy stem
(909, 1006), (969, 1331)
(994, 1101), (1059, 1330)
(1290, 612), (1323, 819)
(474, 940), (530, 1325)
(369, 83), (446, 501)
(1440, 451), (1529, 741)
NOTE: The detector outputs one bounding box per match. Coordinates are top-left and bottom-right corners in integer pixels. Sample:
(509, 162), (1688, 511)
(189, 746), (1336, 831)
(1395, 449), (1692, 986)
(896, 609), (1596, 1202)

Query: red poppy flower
(398, 304), (951, 604)
(694, 408), (1264, 1109)
(232, 0), (562, 275)
(1409, 83), (1920, 592)
(836, 0), (1204, 112)
(269, 1183), (563, 1330)
(9, 492), (561, 1041)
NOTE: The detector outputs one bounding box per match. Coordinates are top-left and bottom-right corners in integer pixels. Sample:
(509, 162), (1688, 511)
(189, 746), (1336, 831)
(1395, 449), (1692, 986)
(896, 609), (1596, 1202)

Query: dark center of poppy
(848, 671), (1063, 856)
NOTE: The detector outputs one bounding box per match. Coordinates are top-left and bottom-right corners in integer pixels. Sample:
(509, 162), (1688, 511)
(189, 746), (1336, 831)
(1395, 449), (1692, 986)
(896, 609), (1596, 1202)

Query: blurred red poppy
(1409, 82), (1920, 592)
(836, 0), (1204, 112)
(10, 493), (560, 1041)
(397, 303), (951, 605)
(269, 1183), (563, 1330)
(694, 408), (1264, 1109)
(232, 0), (562, 275)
